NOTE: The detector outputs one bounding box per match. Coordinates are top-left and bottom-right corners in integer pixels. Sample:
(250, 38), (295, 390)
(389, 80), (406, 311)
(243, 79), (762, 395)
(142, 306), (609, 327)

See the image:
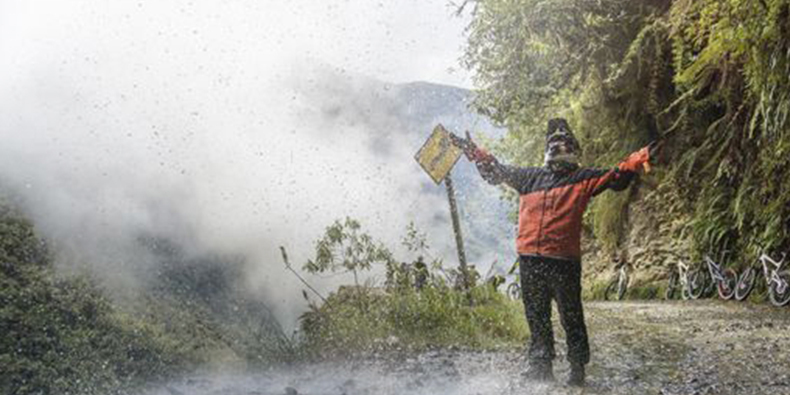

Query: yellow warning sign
(415, 124), (463, 184)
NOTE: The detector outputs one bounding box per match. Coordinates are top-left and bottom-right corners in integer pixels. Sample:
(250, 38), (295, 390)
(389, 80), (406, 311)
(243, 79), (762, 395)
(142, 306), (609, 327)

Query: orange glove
(618, 146), (651, 173)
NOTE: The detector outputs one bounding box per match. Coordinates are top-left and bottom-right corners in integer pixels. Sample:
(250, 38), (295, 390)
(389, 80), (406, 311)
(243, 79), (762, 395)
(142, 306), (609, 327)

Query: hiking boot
(567, 363), (585, 387)
(522, 361), (555, 382)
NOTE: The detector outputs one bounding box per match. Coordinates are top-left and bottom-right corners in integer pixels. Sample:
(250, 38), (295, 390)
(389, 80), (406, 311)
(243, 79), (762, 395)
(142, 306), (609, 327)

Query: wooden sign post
(414, 124), (469, 291)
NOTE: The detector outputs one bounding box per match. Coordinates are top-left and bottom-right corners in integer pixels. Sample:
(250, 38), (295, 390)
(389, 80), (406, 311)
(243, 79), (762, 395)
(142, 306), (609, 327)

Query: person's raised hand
(464, 131), (495, 163)
(461, 130), (478, 160)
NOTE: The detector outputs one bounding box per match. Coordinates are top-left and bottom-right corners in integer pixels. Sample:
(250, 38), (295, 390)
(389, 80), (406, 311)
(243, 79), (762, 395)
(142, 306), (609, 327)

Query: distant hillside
(390, 81), (515, 274)
(292, 67), (516, 275)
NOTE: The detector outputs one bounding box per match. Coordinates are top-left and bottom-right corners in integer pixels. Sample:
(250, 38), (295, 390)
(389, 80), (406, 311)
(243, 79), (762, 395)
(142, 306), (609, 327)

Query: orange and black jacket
(473, 147), (650, 261)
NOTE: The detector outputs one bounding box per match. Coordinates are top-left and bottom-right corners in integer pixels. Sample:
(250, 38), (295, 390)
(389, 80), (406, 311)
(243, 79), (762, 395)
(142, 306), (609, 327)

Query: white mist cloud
(0, 0), (482, 326)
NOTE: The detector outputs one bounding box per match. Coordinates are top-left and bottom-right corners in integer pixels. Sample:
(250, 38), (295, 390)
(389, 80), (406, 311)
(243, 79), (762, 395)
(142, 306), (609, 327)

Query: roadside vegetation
(1, 195), (529, 392)
(297, 219), (528, 358)
(0, 200), (178, 394)
(0, 197), (293, 395)
(461, 0), (790, 288)
(6, 0), (790, 391)
(1, 196), (526, 393)
(299, 283), (527, 357)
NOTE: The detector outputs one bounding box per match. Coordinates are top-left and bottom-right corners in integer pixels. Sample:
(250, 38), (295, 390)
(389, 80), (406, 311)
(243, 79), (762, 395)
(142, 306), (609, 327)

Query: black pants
(519, 255), (590, 365)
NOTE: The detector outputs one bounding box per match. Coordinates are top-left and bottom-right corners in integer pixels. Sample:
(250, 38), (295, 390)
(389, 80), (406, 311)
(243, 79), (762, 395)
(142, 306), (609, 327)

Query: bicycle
(505, 258), (521, 300)
(683, 250), (736, 300)
(665, 257), (693, 300)
(734, 248), (790, 306)
(696, 251), (738, 300)
(604, 258), (629, 301)
(506, 280), (521, 301)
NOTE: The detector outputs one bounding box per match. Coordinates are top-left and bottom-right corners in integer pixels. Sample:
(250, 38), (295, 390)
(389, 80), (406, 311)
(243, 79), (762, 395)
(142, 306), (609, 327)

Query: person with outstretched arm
(459, 118), (657, 387)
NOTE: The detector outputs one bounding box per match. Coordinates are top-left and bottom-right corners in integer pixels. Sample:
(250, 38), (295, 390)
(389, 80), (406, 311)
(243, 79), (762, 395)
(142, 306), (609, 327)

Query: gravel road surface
(142, 301), (790, 395)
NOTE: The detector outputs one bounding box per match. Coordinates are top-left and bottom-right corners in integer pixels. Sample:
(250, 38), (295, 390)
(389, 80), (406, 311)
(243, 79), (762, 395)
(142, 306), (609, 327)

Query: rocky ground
(142, 300), (790, 395)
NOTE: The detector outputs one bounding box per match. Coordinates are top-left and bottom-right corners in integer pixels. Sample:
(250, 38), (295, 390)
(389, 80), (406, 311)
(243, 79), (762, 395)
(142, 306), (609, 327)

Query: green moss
(625, 283), (662, 300)
(584, 280), (611, 300)
(591, 190), (634, 255)
(585, 278), (667, 301)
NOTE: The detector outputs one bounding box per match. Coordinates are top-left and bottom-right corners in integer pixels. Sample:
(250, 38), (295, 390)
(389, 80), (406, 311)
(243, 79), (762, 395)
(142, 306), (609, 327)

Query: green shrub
(584, 280), (611, 300)
(299, 284), (528, 357)
(625, 283), (662, 300)
(0, 205), (183, 395)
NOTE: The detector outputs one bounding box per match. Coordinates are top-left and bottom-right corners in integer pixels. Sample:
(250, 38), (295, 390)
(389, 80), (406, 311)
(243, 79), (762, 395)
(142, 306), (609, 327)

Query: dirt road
(143, 301), (790, 395)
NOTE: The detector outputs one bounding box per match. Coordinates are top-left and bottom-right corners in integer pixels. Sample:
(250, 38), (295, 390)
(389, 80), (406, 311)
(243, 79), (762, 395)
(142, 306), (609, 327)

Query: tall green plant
(303, 217), (394, 286)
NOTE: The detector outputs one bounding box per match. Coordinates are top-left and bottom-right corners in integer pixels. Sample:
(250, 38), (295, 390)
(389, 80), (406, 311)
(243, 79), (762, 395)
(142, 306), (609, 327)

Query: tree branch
(280, 246), (327, 303)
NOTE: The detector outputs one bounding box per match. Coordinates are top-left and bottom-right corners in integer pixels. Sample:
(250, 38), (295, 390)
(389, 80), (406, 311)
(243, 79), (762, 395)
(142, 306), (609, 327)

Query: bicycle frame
(604, 259), (631, 301)
(676, 260), (689, 284)
(759, 252), (788, 294)
(615, 264), (628, 291)
(665, 257), (694, 300)
(704, 256), (727, 283)
(618, 265), (628, 282)
(704, 248), (732, 279)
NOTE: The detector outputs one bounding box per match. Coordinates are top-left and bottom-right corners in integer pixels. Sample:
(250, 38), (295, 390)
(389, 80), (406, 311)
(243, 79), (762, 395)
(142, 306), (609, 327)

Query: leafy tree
(463, 0), (668, 124)
(303, 217), (394, 287)
(462, 0), (790, 264)
(0, 201), (180, 395)
(401, 221), (429, 256)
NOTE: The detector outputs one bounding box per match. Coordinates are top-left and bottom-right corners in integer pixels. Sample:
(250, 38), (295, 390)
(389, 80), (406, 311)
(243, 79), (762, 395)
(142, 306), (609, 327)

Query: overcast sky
(0, 0), (481, 326)
(0, 0), (471, 89)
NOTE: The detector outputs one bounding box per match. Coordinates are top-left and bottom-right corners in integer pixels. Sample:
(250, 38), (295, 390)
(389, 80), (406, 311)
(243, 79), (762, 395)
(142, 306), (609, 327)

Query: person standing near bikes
(460, 118), (657, 386)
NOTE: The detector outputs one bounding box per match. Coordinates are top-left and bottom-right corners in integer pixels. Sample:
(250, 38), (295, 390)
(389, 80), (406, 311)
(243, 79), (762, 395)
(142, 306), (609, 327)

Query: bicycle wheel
(604, 279), (618, 301)
(717, 269), (738, 300)
(768, 270), (790, 307)
(681, 280), (692, 300)
(665, 272), (679, 300)
(734, 267), (756, 301)
(687, 269), (708, 300)
(506, 282), (521, 301)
